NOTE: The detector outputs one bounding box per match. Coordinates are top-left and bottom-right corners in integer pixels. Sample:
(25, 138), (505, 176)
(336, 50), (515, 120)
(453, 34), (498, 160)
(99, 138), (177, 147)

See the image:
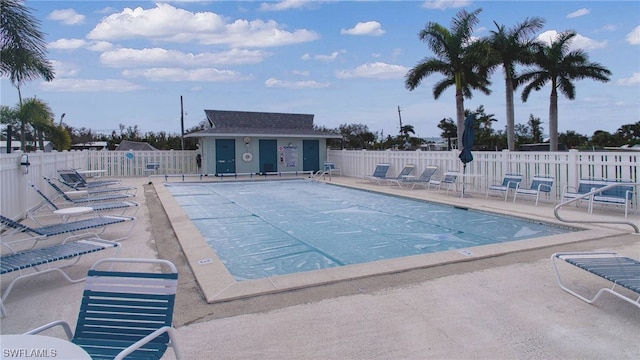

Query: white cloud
(314, 50), (346, 61)
(49, 38), (114, 52)
(265, 78), (330, 89)
(567, 8), (590, 18)
(341, 21), (385, 36)
(626, 25), (640, 45)
(40, 78), (143, 92)
(87, 41), (114, 52)
(50, 60), (78, 77)
(335, 62), (409, 80)
(86, 3), (319, 48)
(594, 24), (617, 33)
(300, 50), (345, 61)
(48, 38), (87, 50)
(100, 48), (269, 67)
(421, 0), (471, 10)
(617, 72), (640, 86)
(122, 68), (250, 82)
(258, 0), (318, 11)
(47, 9), (85, 25)
(537, 30), (607, 51)
(292, 70), (310, 76)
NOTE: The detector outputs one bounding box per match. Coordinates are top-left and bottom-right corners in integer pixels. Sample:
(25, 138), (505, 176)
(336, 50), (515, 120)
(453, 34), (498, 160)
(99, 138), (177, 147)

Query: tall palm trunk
(505, 77), (515, 150)
(455, 92), (465, 148)
(549, 85), (559, 151)
(455, 73), (465, 147)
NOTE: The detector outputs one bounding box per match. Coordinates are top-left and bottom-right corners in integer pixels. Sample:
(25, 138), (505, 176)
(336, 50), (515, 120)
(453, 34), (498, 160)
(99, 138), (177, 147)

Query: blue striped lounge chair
(383, 164), (416, 186)
(323, 161), (341, 176)
(56, 176), (137, 195)
(551, 252), (640, 308)
(486, 173), (523, 201)
(396, 166), (438, 190)
(360, 163), (391, 183)
(0, 213), (136, 248)
(1, 238), (120, 316)
(428, 171), (459, 193)
(513, 175), (554, 206)
(590, 179), (635, 218)
(25, 258), (182, 359)
(28, 182), (140, 219)
(45, 177), (135, 203)
(57, 169), (122, 189)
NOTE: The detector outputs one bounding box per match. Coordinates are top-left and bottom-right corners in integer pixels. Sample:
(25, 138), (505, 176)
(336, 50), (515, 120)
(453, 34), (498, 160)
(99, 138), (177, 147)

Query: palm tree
(519, 31), (611, 151)
(400, 124), (415, 140)
(405, 8), (493, 144)
(397, 124), (415, 149)
(1, 0), (55, 151)
(527, 114), (544, 143)
(20, 97), (54, 150)
(489, 17), (545, 151)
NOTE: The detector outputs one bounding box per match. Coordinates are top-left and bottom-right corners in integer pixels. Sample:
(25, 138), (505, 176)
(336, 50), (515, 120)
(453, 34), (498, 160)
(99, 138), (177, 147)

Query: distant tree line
(66, 121), (205, 151)
(321, 113), (640, 151)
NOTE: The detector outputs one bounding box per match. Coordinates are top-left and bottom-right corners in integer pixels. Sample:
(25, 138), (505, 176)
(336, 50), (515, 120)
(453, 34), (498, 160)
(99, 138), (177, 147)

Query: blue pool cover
(166, 180), (572, 280)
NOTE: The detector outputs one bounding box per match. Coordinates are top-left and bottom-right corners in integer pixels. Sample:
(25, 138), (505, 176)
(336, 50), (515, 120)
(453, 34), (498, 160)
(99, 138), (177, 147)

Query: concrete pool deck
(1, 175), (639, 359)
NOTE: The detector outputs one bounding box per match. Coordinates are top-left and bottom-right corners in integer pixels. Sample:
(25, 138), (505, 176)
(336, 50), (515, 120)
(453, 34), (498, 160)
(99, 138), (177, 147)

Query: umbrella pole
(461, 164), (466, 198)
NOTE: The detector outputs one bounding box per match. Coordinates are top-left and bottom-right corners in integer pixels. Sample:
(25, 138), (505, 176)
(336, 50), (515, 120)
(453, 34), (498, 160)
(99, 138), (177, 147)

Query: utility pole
(180, 96), (184, 150)
(397, 106), (403, 134)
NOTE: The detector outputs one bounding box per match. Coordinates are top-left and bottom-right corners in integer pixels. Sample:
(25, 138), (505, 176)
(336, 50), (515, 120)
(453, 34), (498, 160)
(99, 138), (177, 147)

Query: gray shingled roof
(115, 140), (158, 151)
(186, 110), (341, 138)
(206, 110), (314, 129)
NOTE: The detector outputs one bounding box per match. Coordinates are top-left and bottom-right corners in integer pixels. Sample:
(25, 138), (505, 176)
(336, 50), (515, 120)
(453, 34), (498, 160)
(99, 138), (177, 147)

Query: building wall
(199, 137), (328, 174)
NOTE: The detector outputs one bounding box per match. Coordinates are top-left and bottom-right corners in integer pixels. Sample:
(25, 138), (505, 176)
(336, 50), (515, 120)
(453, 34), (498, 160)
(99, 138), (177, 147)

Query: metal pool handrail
(553, 182), (639, 233)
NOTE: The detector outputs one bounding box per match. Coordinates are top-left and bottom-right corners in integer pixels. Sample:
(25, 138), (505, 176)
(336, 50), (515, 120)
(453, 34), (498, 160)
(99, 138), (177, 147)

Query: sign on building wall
(283, 145), (297, 167)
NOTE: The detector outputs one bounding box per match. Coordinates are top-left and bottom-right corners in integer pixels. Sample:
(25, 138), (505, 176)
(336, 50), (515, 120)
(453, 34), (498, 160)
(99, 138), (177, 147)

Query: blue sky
(1, 0), (639, 140)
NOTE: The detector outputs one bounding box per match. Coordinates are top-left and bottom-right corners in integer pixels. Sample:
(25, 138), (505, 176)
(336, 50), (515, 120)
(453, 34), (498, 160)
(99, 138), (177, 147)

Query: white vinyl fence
(0, 149), (637, 220)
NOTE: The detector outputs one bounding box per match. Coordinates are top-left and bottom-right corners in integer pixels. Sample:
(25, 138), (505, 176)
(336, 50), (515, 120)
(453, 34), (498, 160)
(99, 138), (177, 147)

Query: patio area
(1, 175), (638, 359)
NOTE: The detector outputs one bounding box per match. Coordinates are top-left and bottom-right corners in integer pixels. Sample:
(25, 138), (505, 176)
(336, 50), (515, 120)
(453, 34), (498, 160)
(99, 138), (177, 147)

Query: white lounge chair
(359, 163), (391, 184)
(0, 214), (136, 247)
(45, 177), (135, 203)
(486, 173), (523, 201)
(323, 161), (341, 176)
(513, 175), (554, 206)
(57, 169), (121, 189)
(428, 171), (459, 194)
(395, 166), (438, 189)
(383, 164), (416, 186)
(0, 238), (120, 316)
(28, 182), (140, 220)
(551, 252), (640, 308)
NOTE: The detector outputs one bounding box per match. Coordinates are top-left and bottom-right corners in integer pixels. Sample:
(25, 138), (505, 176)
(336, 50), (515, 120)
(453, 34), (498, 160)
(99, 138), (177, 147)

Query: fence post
(501, 149), (510, 174)
(567, 149), (579, 188)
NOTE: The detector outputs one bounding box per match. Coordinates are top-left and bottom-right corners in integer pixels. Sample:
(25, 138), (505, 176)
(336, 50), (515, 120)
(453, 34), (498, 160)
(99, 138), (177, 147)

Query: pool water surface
(165, 180), (573, 280)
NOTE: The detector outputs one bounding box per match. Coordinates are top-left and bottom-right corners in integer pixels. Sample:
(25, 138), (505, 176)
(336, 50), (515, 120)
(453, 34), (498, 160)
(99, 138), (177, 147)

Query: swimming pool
(165, 179), (573, 280)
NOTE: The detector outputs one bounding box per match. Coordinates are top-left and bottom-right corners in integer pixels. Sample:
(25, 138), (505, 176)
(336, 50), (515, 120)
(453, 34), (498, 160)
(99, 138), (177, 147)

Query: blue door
(215, 139), (235, 174)
(259, 140), (277, 173)
(303, 140), (319, 172)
